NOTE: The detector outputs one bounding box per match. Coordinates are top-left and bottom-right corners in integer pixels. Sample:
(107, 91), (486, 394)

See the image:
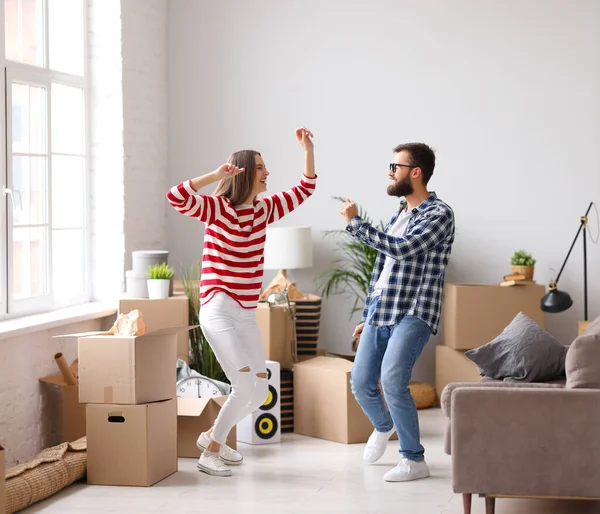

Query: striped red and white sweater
(167, 174), (317, 308)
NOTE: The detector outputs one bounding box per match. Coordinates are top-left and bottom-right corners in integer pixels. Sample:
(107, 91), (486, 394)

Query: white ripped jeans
(199, 292), (268, 445)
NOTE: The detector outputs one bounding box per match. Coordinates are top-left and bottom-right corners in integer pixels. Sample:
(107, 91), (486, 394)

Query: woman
(166, 127), (317, 476)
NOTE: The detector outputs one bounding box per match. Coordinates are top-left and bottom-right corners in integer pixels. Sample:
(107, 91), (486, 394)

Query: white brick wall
(0, 0), (169, 466)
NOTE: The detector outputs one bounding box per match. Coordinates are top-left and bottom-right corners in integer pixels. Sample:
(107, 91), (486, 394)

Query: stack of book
(500, 273), (536, 287)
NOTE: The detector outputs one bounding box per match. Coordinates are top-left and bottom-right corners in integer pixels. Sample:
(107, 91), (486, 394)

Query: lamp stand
(260, 269), (306, 301)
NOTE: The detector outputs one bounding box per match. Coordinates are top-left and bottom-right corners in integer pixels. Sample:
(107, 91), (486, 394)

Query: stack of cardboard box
(435, 283), (547, 396)
(58, 326), (190, 487)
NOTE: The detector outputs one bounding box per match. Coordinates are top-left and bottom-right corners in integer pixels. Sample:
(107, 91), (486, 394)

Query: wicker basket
(409, 381), (437, 409)
(511, 265), (534, 281)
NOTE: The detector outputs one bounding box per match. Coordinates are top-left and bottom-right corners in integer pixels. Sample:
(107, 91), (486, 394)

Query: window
(1, 0), (88, 318)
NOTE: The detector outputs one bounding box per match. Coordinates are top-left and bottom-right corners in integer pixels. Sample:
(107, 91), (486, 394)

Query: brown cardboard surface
(435, 344), (482, 397)
(443, 283), (546, 350)
(256, 303), (295, 370)
(1, 444), (5, 514)
(119, 296), (190, 362)
(293, 356), (374, 444)
(40, 359), (86, 442)
(55, 326), (193, 405)
(177, 397), (236, 457)
(86, 399), (177, 487)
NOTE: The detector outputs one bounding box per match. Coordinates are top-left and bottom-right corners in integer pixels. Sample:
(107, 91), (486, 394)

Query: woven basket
(5, 438), (87, 514)
(409, 381), (437, 409)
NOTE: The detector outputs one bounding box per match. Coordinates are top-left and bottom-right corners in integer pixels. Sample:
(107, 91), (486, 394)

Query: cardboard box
(443, 283), (546, 350)
(177, 397), (236, 457)
(86, 399), (177, 486)
(435, 344), (482, 396)
(55, 326), (192, 405)
(294, 356), (374, 444)
(119, 295), (190, 362)
(1, 444), (5, 514)
(256, 302), (295, 370)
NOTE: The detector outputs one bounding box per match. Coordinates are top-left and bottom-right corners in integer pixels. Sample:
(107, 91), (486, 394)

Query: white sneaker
(384, 458), (430, 482)
(197, 452), (232, 477)
(196, 432), (243, 466)
(363, 427), (395, 464)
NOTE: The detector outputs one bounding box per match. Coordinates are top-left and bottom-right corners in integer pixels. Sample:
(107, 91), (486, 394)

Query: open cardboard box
(39, 357), (86, 442)
(119, 296), (190, 362)
(177, 397), (236, 457)
(54, 326), (195, 405)
(87, 399), (177, 487)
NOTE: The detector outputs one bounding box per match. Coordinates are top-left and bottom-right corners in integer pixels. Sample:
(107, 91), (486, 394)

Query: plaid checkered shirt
(346, 192), (455, 334)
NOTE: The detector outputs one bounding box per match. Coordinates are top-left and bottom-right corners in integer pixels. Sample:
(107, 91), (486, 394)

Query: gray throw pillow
(465, 312), (567, 382)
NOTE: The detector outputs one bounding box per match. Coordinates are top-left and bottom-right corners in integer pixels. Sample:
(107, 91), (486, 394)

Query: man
(340, 143), (455, 482)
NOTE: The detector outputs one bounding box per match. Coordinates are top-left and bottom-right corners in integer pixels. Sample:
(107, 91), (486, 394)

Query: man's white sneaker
(384, 458), (430, 482)
(196, 432), (243, 466)
(197, 452), (232, 477)
(364, 427), (395, 464)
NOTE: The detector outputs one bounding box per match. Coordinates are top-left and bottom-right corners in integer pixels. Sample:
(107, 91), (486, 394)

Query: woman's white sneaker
(196, 432), (243, 466)
(384, 458), (430, 482)
(197, 452), (232, 477)
(364, 427), (395, 464)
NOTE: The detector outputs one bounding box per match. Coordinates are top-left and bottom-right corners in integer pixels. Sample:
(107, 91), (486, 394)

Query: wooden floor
(20, 409), (600, 514)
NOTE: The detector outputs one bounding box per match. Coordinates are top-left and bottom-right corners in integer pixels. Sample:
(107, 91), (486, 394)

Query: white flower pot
(147, 279), (170, 300)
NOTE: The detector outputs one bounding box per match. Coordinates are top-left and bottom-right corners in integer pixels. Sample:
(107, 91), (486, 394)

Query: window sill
(0, 302), (117, 341)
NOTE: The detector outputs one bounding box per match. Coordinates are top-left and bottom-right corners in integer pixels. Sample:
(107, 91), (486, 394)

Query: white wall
(167, 0), (600, 384)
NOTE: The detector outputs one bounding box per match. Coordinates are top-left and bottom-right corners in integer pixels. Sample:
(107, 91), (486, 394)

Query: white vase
(147, 279), (170, 300)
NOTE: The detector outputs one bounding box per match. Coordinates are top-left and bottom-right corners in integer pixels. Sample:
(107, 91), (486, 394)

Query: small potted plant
(147, 263), (174, 300)
(511, 250), (536, 281)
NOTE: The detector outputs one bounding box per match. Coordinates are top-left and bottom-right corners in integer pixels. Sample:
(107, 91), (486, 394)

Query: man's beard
(387, 176), (414, 197)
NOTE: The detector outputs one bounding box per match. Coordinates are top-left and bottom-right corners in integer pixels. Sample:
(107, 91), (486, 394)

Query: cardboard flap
(138, 325), (198, 338)
(39, 373), (68, 387)
(53, 330), (111, 340)
(177, 397), (211, 416)
(294, 356), (353, 372)
(211, 396), (228, 408)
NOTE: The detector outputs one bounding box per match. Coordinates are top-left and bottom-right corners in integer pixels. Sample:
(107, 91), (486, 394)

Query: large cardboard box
(56, 326), (191, 405)
(177, 397), (236, 457)
(435, 344), (482, 396)
(40, 359), (86, 442)
(119, 295), (190, 362)
(294, 356), (374, 444)
(1, 444), (5, 514)
(86, 399), (177, 486)
(256, 302), (295, 370)
(443, 283), (546, 350)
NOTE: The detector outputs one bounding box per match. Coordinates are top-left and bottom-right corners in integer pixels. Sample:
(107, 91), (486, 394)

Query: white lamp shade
(263, 227), (313, 270)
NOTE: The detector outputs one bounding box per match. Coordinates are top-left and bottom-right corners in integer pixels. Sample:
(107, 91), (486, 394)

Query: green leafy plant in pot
(147, 263), (174, 299)
(179, 261), (227, 384)
(511, 250), (536, 281)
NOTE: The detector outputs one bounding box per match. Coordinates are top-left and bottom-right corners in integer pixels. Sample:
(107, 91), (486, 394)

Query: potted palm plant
(147, 263), (174, 299)
(511, 250), (536, 281)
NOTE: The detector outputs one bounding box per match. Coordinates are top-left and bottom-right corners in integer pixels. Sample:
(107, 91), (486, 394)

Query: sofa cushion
(465, 312), (567, 382)
(566, 334), (600, 388)
(584, 315), (600, 337)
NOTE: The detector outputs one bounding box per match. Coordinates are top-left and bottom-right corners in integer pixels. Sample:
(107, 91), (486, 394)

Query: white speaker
(236, 360), (281, 444)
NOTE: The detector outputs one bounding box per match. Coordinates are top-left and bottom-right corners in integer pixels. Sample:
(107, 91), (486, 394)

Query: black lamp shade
(540, 289), (573, 313)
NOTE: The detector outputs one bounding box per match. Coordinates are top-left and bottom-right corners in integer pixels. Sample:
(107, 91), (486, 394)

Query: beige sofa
(441, 316), (600, 514)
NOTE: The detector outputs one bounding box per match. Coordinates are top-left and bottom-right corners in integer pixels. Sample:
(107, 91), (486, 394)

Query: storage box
(86, 399), (177, 486)
(177, 397), (236, 457)
(119, 296), (190, 362)
(256, 302), (295, 370)
(55, 326), (192, 405)
(435, 344), (482, 396)
(294, 356), (374, 444)
(38, 375), (86, 442)
(1, 444), (5, 514)
(443, 283), (546, 350)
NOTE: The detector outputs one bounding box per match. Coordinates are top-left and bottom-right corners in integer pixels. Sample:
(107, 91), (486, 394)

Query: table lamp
(261, 226), (313, 301)
(541, 201), (596, 334)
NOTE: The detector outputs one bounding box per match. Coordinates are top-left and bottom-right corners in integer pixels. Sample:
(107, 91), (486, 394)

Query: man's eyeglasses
(389, 163), (417, 172)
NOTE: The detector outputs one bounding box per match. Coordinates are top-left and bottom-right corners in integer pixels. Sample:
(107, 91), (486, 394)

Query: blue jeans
(350, 297), (431, 462)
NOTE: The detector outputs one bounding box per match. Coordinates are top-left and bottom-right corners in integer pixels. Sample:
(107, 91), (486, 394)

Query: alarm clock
(176, 377), (223, 398)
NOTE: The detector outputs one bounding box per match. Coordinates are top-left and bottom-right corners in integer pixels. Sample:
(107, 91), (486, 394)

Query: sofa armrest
(451, 387), (600, 499)
(440, 381), (562, 417)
